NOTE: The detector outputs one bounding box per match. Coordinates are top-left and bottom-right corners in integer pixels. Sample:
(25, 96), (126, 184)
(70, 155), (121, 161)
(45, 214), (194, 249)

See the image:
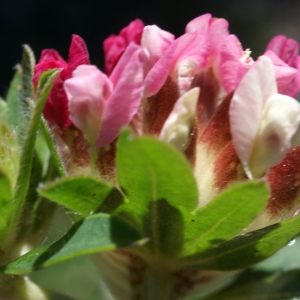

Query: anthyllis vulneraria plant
(1, 13), (300, 300)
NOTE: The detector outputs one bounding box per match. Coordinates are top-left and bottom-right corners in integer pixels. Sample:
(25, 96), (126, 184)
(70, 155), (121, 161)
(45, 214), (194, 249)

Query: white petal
(230, 56), (278, 175)
(249, 94), (300, 178)
(159, 87), (200, 150)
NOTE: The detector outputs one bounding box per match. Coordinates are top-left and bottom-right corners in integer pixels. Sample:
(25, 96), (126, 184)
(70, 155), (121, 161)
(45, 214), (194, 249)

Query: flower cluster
(34, 14), (300, 230)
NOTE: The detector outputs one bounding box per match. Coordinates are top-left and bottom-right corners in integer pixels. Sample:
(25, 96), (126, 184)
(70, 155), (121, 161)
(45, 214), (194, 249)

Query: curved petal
(67, 34), (90, 78)
(103, 34), (126, 75)
(104, 19), (144, 75)
(185, 13), (212, 33)
(176, 33), (210, 93)
(264, 50), (297, 94)
(144, 32), (209, 98)
(220, 35), (251, 93)
(110, 43), (141, 86)
(266, 35), (299, 67)
(249, 94), (300, 178)
(65, 65), (112, 144)
(38, 49), (67, 65)
(230, 56), (277, 177)
(208, 17), (229, 59)
(95, 48), (144, 147)
(119, 19), (144, 44)
(159, 87), (199, 151)
(141, 25), (174, 74)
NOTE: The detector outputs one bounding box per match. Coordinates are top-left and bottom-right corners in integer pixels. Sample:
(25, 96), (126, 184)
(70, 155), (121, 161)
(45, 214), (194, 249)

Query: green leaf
(6, 46), (35, 141)
(206, 268), (300, 300)
(0, 97), (7, 121)
(0, 122), (20, 187)
(27, 97), (65, 177)
(1, 214), (142, 275)
(0, 170), (14, 248)
(193, 215), (300, 271)
(39, 115), (66, 177)
(182, 181), (270, 257)
(12, 69), (60, 230)
(5, 67), (23, 129)
(21, 45), (35, 101)
(116, 128), (198, 256)
(34, 128), (51, 177)
(30, 256), (115, 300)
(39, 176), (123, 217)
(254, 236), (300, 273)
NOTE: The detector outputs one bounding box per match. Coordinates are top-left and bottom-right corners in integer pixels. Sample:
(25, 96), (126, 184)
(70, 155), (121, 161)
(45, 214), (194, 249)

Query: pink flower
(103, 19), (144, 76)
(33, 35), (90, 130)
(64, 43), (144, 148)
(220, 35), (297, 95)
(265, 35), (300, 97)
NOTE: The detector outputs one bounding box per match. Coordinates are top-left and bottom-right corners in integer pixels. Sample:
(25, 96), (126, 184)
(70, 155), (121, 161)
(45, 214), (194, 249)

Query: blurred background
(1, 0), (300, 95)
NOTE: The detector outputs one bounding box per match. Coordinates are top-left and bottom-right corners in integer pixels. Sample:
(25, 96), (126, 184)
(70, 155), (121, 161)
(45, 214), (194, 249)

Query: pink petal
(65, 65), (112, 144)
(185, 14), (229, 61)
(144, 32), (209, 97)
(95, 48), (144, 147)
(44, 69), (72, 130)
(230, 56), (277, 175)
(293, 56), (300, 95)
(33, 50), (71, 129)
(207, 18), (229, 59)
(119, 19), (144, 44)
(264, 50), (297, 95)
(176, 33), (210, 93)
(33, 49), (68, 87)
(266, 35), (299, 68)
(185, 13), (212, 33)
(38, 49), (67, 66)
(103, 35), (126, 75)
(103, 19), (144, 76)
(141, 25), (175, 74)
(143, 39), (178, 98)
(220, 35), (250, 93)
(110, 43), (141, 86)
(67, 34), (90, 78)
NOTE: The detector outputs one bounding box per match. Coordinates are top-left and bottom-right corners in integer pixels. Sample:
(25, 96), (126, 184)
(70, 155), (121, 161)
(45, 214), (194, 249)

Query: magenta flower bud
(265, 35), (300, 97)
(33, 35), (90, 130)
(103, 19), (144, 76)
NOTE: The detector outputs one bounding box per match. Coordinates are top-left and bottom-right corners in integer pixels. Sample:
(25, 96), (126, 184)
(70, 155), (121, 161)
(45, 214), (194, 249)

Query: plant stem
(142, 262), (173, 300)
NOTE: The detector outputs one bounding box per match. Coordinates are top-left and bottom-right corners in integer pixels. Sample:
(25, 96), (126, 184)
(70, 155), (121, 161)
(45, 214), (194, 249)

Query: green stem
(12, 70), (60, 239)
(142, 263), (173, 300)
(39, 116), (67, 177)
